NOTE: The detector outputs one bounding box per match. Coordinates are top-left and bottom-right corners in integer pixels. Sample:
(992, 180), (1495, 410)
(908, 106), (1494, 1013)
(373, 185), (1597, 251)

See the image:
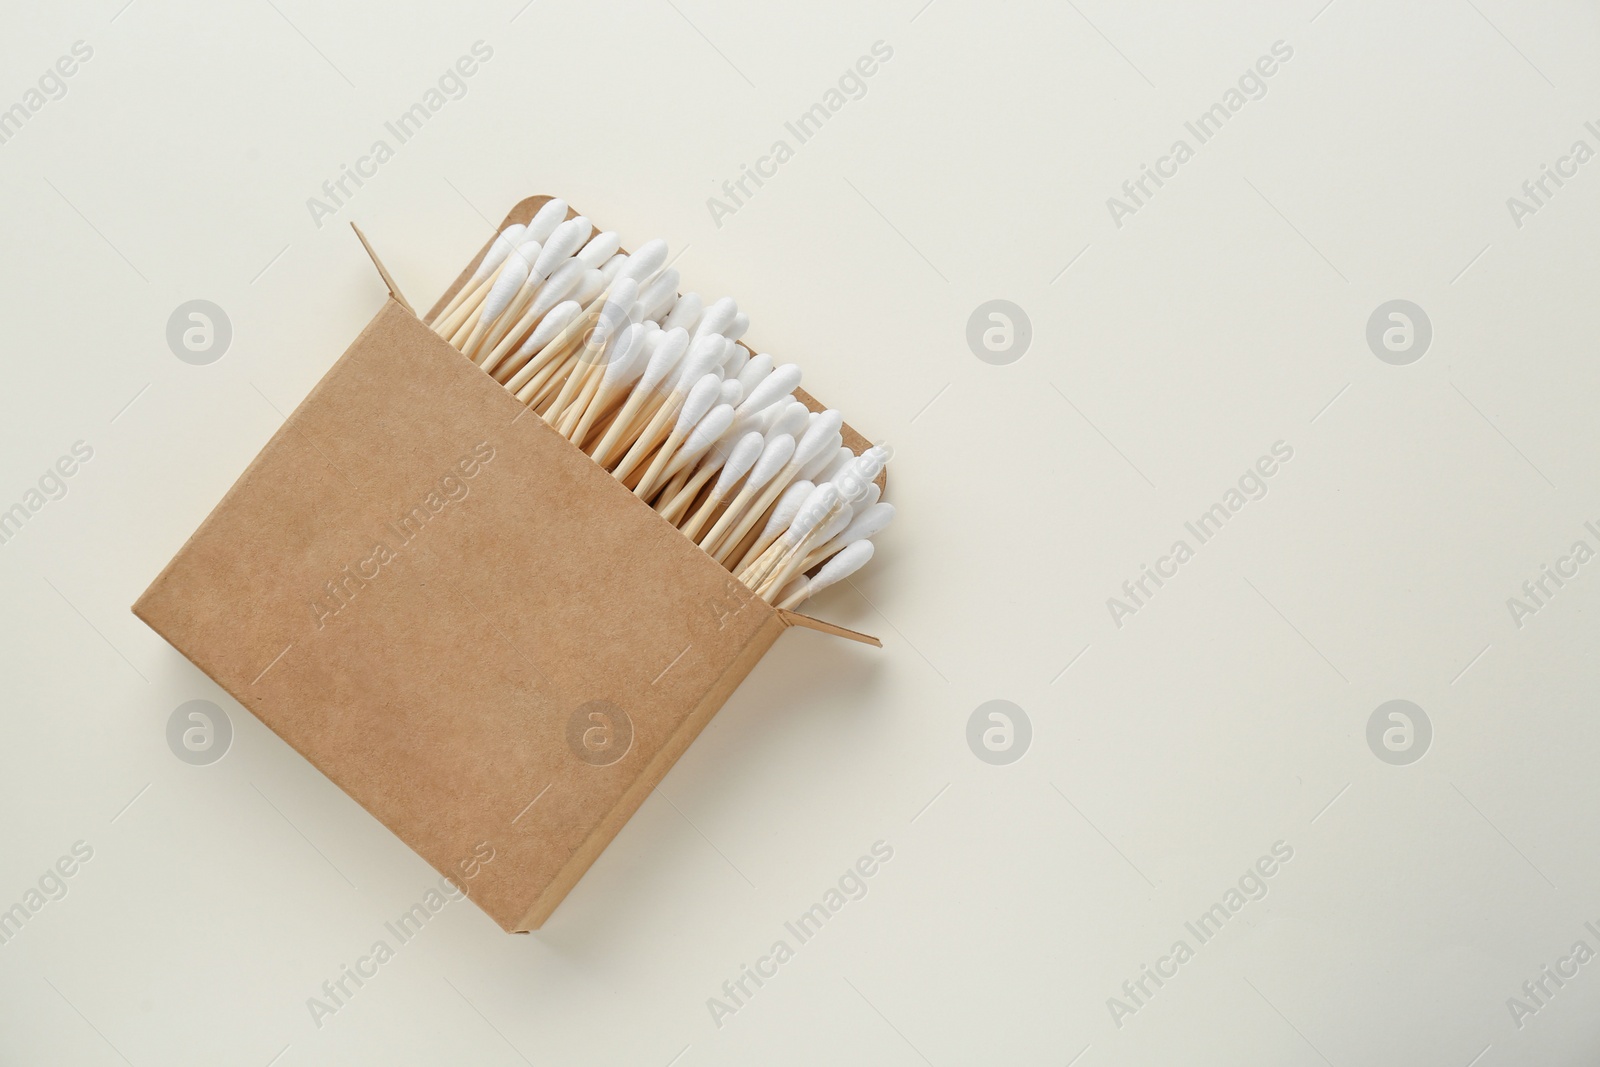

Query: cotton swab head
(818, 446), (856, 484)
(518, 300), (580, 356)
(859, 481), (881, 508)
(736, 353), (773, 395)
(576, 230), (621, 270)
(736, 363), (801, 418)
(533, 216), (591, 279)
(758, 478), (812, 539)
(675, 374), (722, 434)
(782, 483), (840, 545)
(637, 269), (681, 322)
(616, 238), (669, 287)
(713, 432), (765, 496)
(832, 444), (890, 503)
(675, 335), (726, 392)
(472, 223), (527, 281)
(661, 292), (702, 333)
(599, 253), (628, 284)
(720, 338), (748, 378)
(482, 247), (534, 322)
(693, 297), (737, 341)
(678, 404), (735, 463)
(808, 499), (853, 548)
(717, 379), (743, 407)
(748, 435), (798, 492)
(727, 311), (750, 341)
(827, 502), (894, 548)
(807, 540), (874, 595)
(527, 259), (584, 319)
(638, 327), (689, 393)
(766, 400), (810, 439)
(593, 278), (639, 344)
(797, 432), (842, 481)
(602, 324), (649, 388)
(525, 198), (569, 243)
(573, 269), (607, 304)
(791, 410), (844, 472)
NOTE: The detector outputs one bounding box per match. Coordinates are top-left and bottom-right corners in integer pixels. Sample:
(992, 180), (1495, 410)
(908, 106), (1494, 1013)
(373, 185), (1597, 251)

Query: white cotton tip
(661, 292), (703, 333)
(829, 502), (894, 547)
(675, 374), (723, 435)
(596, 278), (639, 337)
(572, 268), (607, 304)
(714, 432), (766, 497)
(792, 410), (844, 471)
(599, 253), (628, 284)
(831, 445), (889, 503)
(675, 334), (726, 392)
(767, 400), (810, 440)
(526, 198), (569, 243)
(809, 500), (854, 548)
(518, 300), (580, 356)
(693, 297), (738, 341)
(809, 540), (874, 594)
(860, 481), (881, 508)
(736, 353), (773, 396)
(818, 446), (856, 484)
(637, 269), (681, 322)
(527, 259), (584, 319)
(602, 324), (649, 388)
(718, 378), (744, 408)
(680, 404), (736, 463)
(617, 238), (669, 287)
(635, 325), (663, 364)
(759, 478), (811, 539)
(532, 216), (591, 280)
(784, 483), (840, 545)
(482, 251), (532, 323)
(798, 432), (842, 481)
(736, 363), (801, 418)
(856, 445), (891, 481)
(473, 223), (527, 281)
(720, 338), (748, 378)
(726, 310), (750, 341)
(639, 327), (689, 393)
(749, 435), (797, 490)
(576, 230), (621, 270)
(696, 421), (744, 474)
(507, 237), (541, 269)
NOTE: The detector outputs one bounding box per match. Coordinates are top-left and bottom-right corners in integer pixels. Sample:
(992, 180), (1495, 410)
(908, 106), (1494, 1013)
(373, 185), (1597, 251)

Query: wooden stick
(448, 301), (486, 349)
(665, 470), (723, 531)
(431, 271), (488, 330)
(722, 520), (767, 573)
(434, 271), (495, 336)
(558, 362), (605, 439)
(633, 424), (691, 498)
(590, 386), (664, 466)
(610, 391), (681, 483)
(775, 580), (811, 611)
(656, 466), (709, 520)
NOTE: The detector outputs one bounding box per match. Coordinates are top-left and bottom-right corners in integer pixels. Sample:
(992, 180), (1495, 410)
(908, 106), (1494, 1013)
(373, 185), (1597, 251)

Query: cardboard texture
(134, 197), (881, 931)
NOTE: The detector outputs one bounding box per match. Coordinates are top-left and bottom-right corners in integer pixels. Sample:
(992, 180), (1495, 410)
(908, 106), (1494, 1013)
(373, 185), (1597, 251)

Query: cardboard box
(133, 196), (880, 931)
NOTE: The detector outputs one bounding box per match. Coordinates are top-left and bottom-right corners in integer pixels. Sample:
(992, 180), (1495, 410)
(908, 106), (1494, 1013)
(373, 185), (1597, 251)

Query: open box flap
(777, 609), (882, 647)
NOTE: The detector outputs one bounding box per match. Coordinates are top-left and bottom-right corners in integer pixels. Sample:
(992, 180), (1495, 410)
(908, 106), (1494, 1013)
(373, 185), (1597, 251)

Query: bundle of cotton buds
(427, 200), (893, 609)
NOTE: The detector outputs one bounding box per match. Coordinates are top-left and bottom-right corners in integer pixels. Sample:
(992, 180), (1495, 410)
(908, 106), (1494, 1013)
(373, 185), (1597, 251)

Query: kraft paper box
(133, 196), (879, 931)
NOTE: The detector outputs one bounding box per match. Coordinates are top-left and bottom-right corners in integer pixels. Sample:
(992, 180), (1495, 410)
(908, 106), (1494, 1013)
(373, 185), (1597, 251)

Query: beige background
(2, 0), (1598, 1064)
